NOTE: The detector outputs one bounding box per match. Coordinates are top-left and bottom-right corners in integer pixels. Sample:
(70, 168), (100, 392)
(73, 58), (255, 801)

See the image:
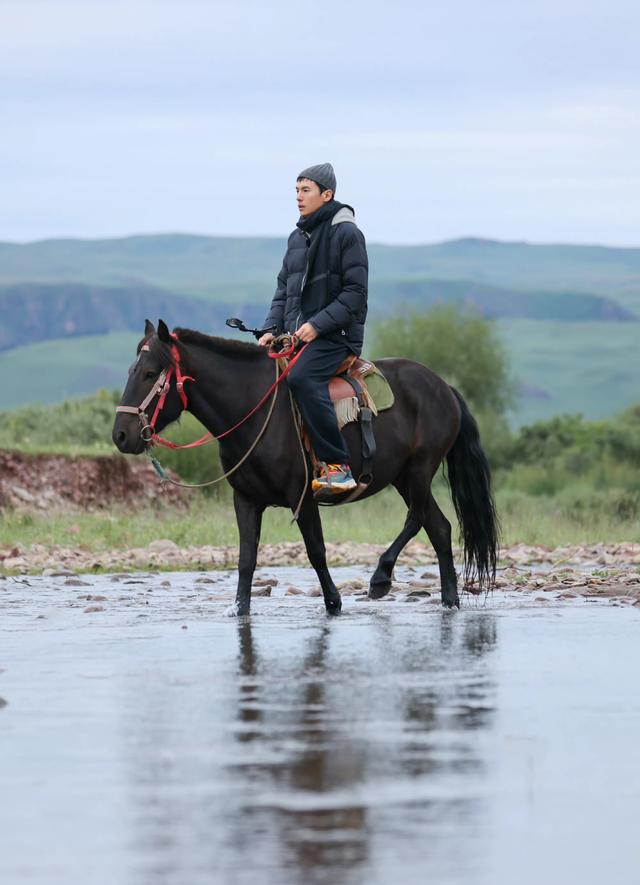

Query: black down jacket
(263, 205), (368, 355)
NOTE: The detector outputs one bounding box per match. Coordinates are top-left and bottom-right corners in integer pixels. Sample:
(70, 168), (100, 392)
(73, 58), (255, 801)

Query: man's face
(296, 178), (332, 217)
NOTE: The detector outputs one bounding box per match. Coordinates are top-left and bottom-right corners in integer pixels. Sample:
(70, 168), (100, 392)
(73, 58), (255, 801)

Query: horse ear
(157, 319), (171, 343)
(144, 319), (155, 337)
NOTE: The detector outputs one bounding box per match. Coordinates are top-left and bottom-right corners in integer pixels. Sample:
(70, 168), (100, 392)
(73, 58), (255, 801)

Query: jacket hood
(331, 205), (355, 225)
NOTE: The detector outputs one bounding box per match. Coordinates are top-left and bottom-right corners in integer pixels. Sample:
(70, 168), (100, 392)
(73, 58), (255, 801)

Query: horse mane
(173, 328), (264, 359)
(144, 327), (264, 367)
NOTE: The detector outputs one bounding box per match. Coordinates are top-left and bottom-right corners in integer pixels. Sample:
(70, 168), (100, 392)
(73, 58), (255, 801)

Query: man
(259, 162), (368, 493)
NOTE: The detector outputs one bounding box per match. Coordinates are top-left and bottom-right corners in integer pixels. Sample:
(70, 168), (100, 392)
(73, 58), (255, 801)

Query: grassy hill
(498, 320), (640, 425)
(3, 321), (638, 428)
(0, 333), (139, 409)
(1, 233), (639, 423)
(372, 239), (640, 310)
(1, 233), (640, 308)
(1, 277), (633, 357)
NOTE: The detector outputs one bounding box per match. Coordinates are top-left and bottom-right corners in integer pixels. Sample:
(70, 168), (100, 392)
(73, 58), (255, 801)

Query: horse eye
(144, 370), (157, 380)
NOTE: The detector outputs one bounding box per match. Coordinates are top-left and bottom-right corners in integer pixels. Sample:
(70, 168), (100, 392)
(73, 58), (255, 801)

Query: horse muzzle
(112, 413), (148, 454)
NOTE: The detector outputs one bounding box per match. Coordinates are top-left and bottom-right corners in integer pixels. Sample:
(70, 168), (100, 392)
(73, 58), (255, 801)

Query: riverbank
(2, 540), (639, 604)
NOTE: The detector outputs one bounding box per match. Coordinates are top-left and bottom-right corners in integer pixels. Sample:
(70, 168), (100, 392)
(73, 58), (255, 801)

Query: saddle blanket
(332, 361), (395, 430)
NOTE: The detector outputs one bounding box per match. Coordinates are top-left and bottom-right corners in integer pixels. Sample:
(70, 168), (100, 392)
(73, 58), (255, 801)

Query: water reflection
(231, 622), (369, 876)
(125, 611), (498, 884)
(226, 613), (498, 883)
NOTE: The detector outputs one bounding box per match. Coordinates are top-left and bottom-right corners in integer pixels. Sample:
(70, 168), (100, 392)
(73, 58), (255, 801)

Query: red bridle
(115, 332), (307, 450)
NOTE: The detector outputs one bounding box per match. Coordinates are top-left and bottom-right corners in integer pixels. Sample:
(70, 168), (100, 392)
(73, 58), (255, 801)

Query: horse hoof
(325, 597), (342, 616)
(441, 597), (460, 610)
(369, 580), (391, 600)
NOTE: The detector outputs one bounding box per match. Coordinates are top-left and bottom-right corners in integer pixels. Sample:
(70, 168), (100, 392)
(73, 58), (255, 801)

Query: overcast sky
(2, 0), (639, 245)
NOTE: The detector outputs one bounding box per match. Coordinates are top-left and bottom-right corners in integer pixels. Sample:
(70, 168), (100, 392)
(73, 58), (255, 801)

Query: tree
(368, 303), (516, 419)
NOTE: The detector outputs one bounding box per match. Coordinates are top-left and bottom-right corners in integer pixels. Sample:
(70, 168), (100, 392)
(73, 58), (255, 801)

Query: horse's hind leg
(369, 466), (429, 599)
(389, 479), (460, 609)
(233, 490), (265, 616)
(424, 493), (459, 608)
(295, 495), (342, 615)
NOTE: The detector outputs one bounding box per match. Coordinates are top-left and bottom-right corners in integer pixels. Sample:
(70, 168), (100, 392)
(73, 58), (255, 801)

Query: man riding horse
(258, 163), (368, 494)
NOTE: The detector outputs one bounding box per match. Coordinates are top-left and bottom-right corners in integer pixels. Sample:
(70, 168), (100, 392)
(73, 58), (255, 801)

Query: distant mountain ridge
(1, 232), (639, 305)
(0, 283), (267, 353)
(1, 234), (638, 424)
(0, 276), (634, 355)
(1, 234), (638, 354)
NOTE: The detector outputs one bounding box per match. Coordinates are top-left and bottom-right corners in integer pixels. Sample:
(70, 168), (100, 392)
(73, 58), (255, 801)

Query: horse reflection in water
(122, 613), (498, 884)
(232, 622), (368, 873)
(227, 615), (498, 882)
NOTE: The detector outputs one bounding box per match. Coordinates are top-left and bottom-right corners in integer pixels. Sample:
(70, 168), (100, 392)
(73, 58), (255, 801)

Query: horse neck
(182, 343), (273, 439)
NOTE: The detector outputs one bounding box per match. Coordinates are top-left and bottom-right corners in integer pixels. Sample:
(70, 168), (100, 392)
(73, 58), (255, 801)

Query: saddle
(329, 355), (373, 402)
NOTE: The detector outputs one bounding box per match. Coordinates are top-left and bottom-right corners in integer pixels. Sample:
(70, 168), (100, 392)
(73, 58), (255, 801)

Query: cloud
(1, 0), (639, 243)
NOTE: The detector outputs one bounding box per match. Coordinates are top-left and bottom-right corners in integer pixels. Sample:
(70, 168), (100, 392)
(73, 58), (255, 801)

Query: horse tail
(446, 388), (499, 589)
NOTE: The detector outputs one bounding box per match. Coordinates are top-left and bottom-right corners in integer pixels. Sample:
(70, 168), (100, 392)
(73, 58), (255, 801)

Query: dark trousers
(286, 338), (353, 464)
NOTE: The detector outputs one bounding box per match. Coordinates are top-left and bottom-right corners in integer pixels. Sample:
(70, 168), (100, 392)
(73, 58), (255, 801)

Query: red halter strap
(147, 335), (194, 431)
(149, 335), (308, 450)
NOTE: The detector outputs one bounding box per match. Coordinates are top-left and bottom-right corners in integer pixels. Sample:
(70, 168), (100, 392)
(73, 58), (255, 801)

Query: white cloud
(1, 0), (639, 243)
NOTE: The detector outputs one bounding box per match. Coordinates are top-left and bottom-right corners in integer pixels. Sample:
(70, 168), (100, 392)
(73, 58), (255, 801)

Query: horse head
(112, 319), (185, 454)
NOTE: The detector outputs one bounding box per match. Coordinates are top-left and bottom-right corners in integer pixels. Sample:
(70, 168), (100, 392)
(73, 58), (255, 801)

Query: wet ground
(2, 565), (640, 885)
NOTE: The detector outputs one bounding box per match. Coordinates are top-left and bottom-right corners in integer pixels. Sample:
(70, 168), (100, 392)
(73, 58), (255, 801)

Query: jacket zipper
(296, 229), (311, 331)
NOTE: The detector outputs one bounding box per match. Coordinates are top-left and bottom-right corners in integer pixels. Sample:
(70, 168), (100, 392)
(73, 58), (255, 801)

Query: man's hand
(258, 332), (275, 347)
(296, 322), (319, 343)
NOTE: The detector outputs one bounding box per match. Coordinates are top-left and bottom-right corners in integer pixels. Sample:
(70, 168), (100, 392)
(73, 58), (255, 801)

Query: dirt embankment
(0, 450), (185, 511)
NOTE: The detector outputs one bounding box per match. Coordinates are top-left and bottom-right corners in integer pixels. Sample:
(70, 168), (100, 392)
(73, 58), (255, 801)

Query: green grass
(3, 486), (639, 565)
(499, 319), (640, 426)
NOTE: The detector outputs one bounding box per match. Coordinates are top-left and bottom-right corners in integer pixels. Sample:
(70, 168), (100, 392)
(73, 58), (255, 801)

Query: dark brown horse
(112, 320), (498, 616)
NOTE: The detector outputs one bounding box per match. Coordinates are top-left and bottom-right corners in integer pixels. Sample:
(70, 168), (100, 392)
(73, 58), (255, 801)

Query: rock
(147, 539), (180, 553)
(64, 578), (91, 587)
(336, 582), (362, 595)
(12, 486), (36, 504)
(83, 605), (105, 613)
(3, 557), (27, 570)
(285, 586), (304, 595)
(252, 586), (272, 597)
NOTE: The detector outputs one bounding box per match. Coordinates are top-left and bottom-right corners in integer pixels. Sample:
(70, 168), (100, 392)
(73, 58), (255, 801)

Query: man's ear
(157, 319), (171, 343)
(144, 319), (156, 337)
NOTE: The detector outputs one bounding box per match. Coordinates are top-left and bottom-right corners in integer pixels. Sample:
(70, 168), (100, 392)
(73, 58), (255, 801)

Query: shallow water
(1, 567), (639, 885)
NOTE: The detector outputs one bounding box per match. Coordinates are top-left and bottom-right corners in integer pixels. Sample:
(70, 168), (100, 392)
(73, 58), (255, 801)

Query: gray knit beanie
(297, 162), (336, 194)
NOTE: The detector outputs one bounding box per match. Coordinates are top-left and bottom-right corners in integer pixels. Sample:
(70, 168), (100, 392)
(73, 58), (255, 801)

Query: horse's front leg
(295, 495), (342, 615)
(232, 490), (264, 617)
